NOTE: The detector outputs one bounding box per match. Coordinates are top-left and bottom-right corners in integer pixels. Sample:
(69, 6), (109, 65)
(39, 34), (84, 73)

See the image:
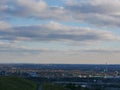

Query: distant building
(0, 71), (6, 76)
(29, 72), (38, 77)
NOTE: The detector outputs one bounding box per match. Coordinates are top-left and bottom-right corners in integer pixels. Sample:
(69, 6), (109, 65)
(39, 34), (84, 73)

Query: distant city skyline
(0, 0), (120, 64)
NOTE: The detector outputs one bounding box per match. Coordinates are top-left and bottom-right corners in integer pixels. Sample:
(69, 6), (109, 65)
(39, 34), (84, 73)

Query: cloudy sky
(0, 0), (120, 64)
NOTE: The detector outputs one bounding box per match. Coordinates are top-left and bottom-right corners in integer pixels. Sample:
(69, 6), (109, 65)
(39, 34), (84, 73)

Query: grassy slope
(0, 77), (37, 90)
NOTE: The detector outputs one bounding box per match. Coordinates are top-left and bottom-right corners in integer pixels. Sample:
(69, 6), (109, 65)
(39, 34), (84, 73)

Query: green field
(0, 77), (37, 90)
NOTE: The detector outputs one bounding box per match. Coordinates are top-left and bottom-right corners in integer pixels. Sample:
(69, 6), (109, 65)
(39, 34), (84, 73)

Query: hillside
(0, 77), (37, 90)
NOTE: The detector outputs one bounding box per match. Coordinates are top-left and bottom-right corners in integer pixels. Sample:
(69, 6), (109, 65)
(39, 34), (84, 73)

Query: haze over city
(0, 0), (120, 64)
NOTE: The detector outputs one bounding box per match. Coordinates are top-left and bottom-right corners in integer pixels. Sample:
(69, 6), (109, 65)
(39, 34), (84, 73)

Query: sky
(0, 0), (120, 64)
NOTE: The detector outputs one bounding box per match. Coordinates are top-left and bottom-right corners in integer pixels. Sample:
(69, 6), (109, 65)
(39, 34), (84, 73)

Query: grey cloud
(66, 0), (120, 14)
(0, 40), (120, 54)
(81, 49), (120, 53)
(0, 21), (119, 43)
(65, 0), (120, 27)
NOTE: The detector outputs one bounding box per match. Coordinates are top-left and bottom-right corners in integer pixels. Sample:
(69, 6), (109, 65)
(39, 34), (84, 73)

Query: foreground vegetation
(42, 83), (89, 90)
(42, 83), (68, 90)
(0, 77), (37, 90)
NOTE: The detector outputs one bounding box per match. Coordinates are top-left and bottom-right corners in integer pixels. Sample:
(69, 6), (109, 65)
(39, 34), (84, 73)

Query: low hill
(0, 77), (37, 90)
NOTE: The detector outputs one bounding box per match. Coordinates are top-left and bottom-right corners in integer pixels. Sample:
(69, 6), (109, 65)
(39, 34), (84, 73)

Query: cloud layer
(0, 0), (120, 63)
(1, 0), (120, 27)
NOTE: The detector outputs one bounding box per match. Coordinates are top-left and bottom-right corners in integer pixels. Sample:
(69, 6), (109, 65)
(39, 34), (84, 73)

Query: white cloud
(0, 21), (12, 30)
(1, 0), (120, 27)
(17, 0), (47, 13)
